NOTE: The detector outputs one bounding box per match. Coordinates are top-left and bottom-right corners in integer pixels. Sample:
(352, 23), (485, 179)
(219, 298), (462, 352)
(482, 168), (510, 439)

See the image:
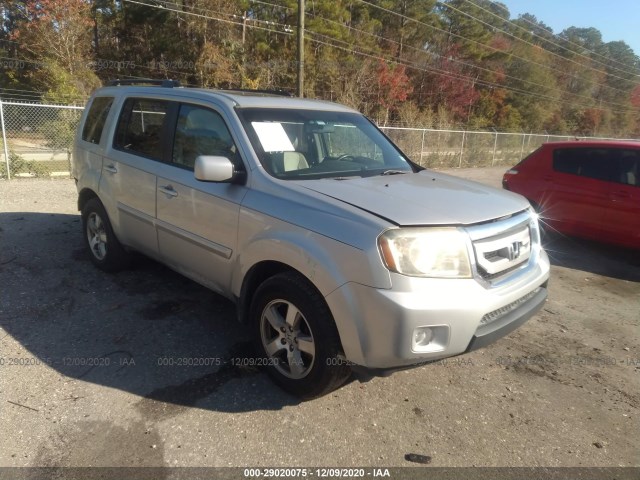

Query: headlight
(378, 228), (472, 278)
(528, 208), (541, 247)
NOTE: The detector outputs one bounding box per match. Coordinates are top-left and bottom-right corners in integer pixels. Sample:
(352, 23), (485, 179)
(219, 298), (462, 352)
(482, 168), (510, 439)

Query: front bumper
(464, 285), (546, 352)
(325, 250), (550, 370)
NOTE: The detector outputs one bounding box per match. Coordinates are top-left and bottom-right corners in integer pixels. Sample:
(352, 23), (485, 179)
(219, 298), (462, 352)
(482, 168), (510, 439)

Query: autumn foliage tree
(9, 0), (100, 101)
(372, 60), (413, 125)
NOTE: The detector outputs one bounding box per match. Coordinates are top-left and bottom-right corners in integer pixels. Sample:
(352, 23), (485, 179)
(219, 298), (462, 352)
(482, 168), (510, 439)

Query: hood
(298, 170), (530, 226)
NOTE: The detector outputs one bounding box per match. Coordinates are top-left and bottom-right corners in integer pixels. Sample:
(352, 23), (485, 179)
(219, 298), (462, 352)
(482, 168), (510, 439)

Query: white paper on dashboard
(252, 122), (295, 152)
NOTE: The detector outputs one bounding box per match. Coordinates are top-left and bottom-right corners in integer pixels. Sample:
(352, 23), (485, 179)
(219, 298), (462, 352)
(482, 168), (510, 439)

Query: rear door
(74, 96), (115, 185)
(155, 103), (248, 295)
(548, 147), (613, 239)
(601, 148), (640, 248)
(100, 97), (173, 258)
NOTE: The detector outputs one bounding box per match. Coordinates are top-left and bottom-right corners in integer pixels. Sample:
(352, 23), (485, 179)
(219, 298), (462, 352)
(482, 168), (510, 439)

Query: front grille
(470, 218), (533, 280)
(480, 287), (541, 326)
(478, 260), (528, 280)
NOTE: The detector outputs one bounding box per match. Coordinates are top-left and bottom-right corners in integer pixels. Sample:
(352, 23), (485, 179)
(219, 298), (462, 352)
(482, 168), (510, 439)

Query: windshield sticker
(252, 122), (295, 152)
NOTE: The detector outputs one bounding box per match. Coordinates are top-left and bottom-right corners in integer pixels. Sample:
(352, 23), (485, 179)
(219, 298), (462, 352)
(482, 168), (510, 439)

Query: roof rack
(107, 79), (181, 88)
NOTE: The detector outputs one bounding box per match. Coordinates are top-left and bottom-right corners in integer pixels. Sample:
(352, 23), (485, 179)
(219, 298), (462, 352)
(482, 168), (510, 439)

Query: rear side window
(553, 148), (615, 182)
(82, 97), (113, 144)
(114, 98), (170, 160)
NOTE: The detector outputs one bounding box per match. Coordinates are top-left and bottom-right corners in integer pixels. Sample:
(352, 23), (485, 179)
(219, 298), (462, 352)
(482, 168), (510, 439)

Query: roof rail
(223, 88), (293, 97)
(107, 79), (181, 88)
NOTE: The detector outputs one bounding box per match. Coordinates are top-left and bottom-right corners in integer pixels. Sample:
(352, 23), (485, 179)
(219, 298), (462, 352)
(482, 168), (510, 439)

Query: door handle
(104, 164), (118, 173)
(158, 185), (178, 198)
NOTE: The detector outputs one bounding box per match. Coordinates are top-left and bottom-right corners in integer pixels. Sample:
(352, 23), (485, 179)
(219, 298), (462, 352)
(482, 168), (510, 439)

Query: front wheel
(250, 272), (351, 399)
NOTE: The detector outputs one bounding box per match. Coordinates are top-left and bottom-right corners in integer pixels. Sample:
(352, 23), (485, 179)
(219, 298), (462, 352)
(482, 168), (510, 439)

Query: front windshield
(237, 108), (415, 180)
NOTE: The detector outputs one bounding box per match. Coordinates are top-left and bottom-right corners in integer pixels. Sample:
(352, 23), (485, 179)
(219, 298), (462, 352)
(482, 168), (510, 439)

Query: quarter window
(82, 97), (113, 144)
(114, 98), (169, 160)
(615, 149), (639, 187)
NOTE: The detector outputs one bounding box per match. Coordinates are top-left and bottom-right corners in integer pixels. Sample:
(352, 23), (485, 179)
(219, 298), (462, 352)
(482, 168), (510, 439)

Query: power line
(122, 0), (292, 36)
(437, 0), (639, 87)
(465, 0), (639, 77)
(149, 0), (293, 30)
(306, 31), (638, 115)
(354, 0), (636, 99)
(485, 0), (640, 74)
(306, 12), (635, 111)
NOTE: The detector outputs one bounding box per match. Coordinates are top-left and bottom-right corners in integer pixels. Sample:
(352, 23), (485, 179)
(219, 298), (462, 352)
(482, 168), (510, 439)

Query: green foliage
(0, 151), (51, 178)
(40, 109), (80, 152)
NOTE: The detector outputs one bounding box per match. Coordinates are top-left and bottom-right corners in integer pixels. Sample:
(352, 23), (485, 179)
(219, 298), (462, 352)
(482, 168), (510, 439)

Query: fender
(232, 224), (391, 365)
(232, 228), (381, 299)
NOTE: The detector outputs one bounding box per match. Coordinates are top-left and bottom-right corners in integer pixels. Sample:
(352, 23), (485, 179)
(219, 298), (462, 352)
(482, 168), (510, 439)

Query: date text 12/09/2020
(243, 468), (391, 477)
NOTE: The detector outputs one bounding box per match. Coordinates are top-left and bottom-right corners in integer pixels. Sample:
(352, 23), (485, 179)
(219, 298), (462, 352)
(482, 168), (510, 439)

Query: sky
(497, 0), (640, 57)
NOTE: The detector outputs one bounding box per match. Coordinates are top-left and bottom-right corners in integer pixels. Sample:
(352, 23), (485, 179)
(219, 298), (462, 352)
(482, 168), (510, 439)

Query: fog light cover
(411, 325), (449, 353)
(413, 327), (433, 348)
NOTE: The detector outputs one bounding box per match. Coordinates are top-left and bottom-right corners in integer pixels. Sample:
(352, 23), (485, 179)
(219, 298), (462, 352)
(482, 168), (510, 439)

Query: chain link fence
(379, 126), (637, 169)
(0, 101), (83, 179)
(0, 100), (637, 179)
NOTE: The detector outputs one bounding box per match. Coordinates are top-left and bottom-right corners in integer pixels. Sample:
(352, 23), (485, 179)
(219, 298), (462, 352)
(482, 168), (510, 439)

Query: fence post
(459, 131), (466, 168)
(0, 99), (10, 180)
(491, 129), (498, 166)
(419, 129), (426, 166)
(519, 132), (526, 160)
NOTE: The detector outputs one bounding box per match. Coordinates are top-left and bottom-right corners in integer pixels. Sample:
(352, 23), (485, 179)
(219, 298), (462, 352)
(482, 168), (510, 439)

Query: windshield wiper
(380, 169), (409, 175)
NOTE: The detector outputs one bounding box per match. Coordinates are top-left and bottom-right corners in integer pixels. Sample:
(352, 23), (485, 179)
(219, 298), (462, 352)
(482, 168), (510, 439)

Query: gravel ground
(0, 168), (638, 472)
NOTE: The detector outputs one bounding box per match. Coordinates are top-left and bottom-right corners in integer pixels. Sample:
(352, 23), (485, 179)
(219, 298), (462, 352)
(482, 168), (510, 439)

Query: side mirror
(194, 155), (242, 183)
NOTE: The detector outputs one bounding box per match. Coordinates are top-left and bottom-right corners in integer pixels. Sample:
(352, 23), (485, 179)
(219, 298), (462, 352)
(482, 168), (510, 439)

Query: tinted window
(615, 149), (640, 187)
(553, 148), (616, 182)
(172, 104), (240, 170)
(82, 97), (113, 144)
(114, 98), (169, 160)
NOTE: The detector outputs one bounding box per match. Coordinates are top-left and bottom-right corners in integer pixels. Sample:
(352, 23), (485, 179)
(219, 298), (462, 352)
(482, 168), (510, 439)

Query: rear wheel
(251, 272), (351, 399)
(81, 198), (130, 272)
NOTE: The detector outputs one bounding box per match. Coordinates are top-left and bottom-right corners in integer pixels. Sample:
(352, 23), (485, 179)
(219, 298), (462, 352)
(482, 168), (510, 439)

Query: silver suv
(72, 80), (550, 398)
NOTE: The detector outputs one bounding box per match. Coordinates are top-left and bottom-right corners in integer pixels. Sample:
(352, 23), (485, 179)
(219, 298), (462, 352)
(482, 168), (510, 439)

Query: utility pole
(242, 12), (247, 45)
(297, 0), (304, 98)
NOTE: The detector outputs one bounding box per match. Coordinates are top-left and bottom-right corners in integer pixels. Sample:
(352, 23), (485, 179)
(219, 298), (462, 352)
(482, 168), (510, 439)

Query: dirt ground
(0, 167), (638, 473)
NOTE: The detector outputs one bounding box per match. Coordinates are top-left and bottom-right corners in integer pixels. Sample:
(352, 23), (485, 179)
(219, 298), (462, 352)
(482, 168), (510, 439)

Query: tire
(81, 198), (130, 272)
(250, 272), (352, 399)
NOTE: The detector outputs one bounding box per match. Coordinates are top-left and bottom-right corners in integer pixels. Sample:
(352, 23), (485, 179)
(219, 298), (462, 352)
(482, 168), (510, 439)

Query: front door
(155, 103), (247, 295)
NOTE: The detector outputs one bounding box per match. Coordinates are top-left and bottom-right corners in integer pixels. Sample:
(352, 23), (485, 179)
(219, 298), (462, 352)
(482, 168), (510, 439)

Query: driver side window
(172, 104), (240, 170)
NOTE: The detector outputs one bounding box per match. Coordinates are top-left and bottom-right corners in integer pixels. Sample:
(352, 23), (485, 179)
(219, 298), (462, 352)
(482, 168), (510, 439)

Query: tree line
(1, 0), (639, 137)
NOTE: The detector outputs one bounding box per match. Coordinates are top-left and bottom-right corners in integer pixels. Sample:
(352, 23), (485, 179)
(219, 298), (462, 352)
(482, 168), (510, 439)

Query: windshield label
(252, 122), (295, 152)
